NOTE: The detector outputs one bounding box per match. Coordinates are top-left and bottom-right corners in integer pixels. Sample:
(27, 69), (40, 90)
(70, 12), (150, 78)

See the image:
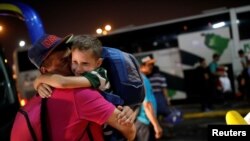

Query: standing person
(216, 67), (232, 104)
(241, 60), (250, 102)
(195, 58), (213, 111)
(148, 65), (174, 138)
(238, 49), (248, 69)
(148, 65), (171, 118)
(209, 53), (220, 76)
(237, 49), (248, 99)
(11, 34), (136, 141)
(208, 53), (221, 101)
(33, 34), (136, 141)
(135, 55), (163, 141)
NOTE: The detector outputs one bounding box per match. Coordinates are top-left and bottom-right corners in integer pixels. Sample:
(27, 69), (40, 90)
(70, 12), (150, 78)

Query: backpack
(101, 47), (145, 107)
(11, 97), (93, 141)
(10, 96), (43, 141)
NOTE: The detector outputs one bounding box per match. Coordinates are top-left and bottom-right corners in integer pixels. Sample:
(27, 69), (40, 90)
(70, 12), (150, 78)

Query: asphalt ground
(158, 100), (250, 141)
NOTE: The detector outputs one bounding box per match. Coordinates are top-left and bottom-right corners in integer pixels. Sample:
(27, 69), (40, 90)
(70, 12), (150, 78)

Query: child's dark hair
(71, 35), (102, 59)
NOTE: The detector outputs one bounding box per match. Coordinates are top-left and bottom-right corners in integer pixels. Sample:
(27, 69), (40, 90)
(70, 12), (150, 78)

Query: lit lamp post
(96, 24), (112, 35)
(0, 25), (4, 36)
(0, 25), (3, 32)
(96, 28), (103, 35)
(105, 25), (112, 31)
(19, 40), (25, 48)
(0, 25), (3, 50)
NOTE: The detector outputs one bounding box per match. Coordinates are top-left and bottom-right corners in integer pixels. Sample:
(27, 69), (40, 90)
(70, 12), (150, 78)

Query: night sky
(1, 0), (250, 65)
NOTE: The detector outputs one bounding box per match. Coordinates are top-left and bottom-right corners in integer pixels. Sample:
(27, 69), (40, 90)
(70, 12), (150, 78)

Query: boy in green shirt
(34, 35), (136, 141)
(34, 35), (110, 95)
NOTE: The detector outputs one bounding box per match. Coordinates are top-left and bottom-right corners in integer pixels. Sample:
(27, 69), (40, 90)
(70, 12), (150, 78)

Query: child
(216, 67), (232, 105)
(34, 35), (110, 97)
(34, 35), (134, 141)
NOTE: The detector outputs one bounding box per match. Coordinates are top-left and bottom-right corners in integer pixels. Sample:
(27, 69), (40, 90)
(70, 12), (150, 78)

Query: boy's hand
(37, 83), (52, 98)
(34, 74), (53, 90)
(117, 106), (135, 126)
(34, 76), (42, 91)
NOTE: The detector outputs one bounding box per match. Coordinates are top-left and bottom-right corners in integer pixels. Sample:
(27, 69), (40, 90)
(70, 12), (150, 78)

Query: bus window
(17, 50), (36, 72)
(237, 11), (250, 40)
(237, 11), (250, 56)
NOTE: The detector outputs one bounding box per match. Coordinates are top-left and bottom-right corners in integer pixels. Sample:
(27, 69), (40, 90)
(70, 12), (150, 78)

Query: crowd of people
(194, 50), (250, 112)
(195, 53), (234, 112)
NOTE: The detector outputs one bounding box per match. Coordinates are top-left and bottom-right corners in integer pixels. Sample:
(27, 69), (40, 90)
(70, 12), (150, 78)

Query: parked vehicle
(0, 47), (20, 141)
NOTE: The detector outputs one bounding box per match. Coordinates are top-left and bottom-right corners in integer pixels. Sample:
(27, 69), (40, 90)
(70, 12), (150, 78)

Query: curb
(183, 108), (250, 119)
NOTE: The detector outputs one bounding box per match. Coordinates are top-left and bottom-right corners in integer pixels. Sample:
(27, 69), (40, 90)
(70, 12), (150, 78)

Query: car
(0, 47), (20, 141)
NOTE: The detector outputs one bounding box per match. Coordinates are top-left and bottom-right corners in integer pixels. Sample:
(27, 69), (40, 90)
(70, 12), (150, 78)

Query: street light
(105, 25), (111, 31)
(0, 25), (3, 33)
(96, 28), (103, 34)
(96, 24), (112, 35)
(19, 40), (25, 48)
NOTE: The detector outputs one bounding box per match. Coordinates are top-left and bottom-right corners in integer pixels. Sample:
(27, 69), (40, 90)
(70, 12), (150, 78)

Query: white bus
(97, 5), (250, 103)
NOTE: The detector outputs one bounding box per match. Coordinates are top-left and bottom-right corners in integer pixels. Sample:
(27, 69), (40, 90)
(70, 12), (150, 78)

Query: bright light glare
(105, 25), (112, 31)
(102, 30), (108, 35)
(19, 40), (25, 47)
(212, 22), (225, 29)
(20, 99), (26, 106)
(4, 59), (7, 63)
(96, 28), (103, 34)
(0, 25), (2, 31)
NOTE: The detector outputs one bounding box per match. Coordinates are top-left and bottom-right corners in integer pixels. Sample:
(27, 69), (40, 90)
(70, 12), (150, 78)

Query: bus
(98, 5), (250, 103)
(0, 47), (20, 140)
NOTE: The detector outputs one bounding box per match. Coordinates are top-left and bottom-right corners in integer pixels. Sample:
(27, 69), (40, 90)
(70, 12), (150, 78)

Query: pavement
(158, 100), (250, 141)
(181, 100), (250, 119)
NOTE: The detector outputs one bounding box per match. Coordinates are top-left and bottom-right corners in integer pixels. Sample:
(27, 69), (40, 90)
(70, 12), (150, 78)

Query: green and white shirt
(83, 67), (110, 91)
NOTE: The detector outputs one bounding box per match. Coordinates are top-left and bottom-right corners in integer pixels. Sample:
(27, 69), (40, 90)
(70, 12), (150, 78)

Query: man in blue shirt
(135, 55), (163, 141)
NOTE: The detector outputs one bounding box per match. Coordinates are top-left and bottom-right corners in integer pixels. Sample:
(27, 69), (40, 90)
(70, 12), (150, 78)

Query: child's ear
(97, 58), (103, 67)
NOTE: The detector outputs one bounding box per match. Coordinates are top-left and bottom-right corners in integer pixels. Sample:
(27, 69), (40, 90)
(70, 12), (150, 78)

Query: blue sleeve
(209, 63), (217, 73)
(143, 76), (154, 102)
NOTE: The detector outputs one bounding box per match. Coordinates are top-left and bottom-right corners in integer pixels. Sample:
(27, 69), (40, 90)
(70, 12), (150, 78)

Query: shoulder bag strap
(18, 109), (38, 141)
(41, 98), (49, 141)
